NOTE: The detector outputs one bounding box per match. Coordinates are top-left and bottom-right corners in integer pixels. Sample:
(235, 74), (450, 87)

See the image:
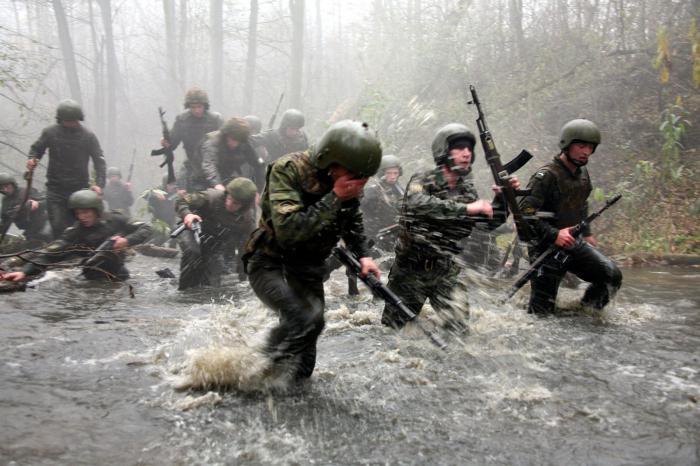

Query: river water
(1, 254), (698, 465)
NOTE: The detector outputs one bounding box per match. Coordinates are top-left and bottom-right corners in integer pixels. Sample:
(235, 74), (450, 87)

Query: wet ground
(1, 254), (698, 465)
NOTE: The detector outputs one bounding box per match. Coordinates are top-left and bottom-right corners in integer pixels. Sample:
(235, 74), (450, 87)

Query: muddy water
(1, 255), (698, 465)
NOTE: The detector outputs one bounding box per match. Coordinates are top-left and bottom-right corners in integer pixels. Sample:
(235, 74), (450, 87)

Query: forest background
(0, 0), (698, 254)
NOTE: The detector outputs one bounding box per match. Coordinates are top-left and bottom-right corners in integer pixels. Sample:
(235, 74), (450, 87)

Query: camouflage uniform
(519, 156), (622, 313)
(169, 111), (224, 191)
(103, 180), (134, 217)
(200, 131), (266, 192)
(175, 188), (256, 289)
(20, 211), (151, 281)
(1, 184), (49, 243)
(245, 151), (372, 379)
(29, 124), (107, 238)
(361, 177), (405, 251)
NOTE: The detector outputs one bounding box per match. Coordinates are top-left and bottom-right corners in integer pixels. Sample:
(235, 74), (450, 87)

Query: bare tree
(163, 0), (178, 103)
(210, 0), (223, 108)
(242, 0), (259, 115)
(289, 0), (304, 109)
(178, 0), (188, 89)
(97, 0), (121, 152)
(51, 0), (82, 102)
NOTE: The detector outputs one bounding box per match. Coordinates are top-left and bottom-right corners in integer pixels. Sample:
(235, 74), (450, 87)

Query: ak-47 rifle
(468, 85), (536, 242)
(504, 193), (622, 300)
(82, 238), (117, 270)
(0, 162), (35, 244)
(332, 246), (448, 351)
(170, 219), (202, 245)
(127, 149), (136, 183)
(267, 93), (285, 130)
(150, 107), (176, 184)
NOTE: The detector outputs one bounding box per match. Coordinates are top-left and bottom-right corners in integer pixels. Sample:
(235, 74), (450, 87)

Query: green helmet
(184, 87), (210, 109)
(0, 172), (17, 187)
(226, 177), (257, 205)
(379, 154), (402, 176)
(311, 120), (382, 177)
(559, 119), (601, 152)
(279, 109), (305, 130)
(107, 167), (122, 178)
(431, 123), (476, 165)
(244, 115), (262, 134)
(68, 189), (104, 215)
(56, 99), (84, 122)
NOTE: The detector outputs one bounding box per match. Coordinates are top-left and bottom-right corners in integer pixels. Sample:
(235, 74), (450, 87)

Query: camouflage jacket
(396, 167), (504, 261)
(200, 131), (266, 191)
(176, 188), (255, 250)
(250, 128), (309, 163)
(1, 186), (46, 232)
(361, 177), (405, 238)
(22, 211), (151, 276)
(519, 156), (592, 247)
(29, 124), (107, 192)
(246, 151), (370, 264)
(103, 180), (134, 215)
(169, 110), (224, 161)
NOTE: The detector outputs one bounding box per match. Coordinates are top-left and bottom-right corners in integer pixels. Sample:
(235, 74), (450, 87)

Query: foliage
(692, 18), (700, 88)
(659, 97), (690, 181)
(654, 26), (672, 84)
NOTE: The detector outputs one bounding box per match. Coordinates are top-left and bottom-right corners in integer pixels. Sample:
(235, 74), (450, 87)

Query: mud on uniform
(519, 156), (622, 314)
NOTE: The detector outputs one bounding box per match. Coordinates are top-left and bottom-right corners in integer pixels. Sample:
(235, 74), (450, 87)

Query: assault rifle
(170, 219), (202, 245)
(468, 85), (536, 242)
(332, 246), (448, 351)
(150, 107), (176, 184)
(82, 238), (117, 270)
(268, 92), (285, 130)
(504, 193), (622, 300)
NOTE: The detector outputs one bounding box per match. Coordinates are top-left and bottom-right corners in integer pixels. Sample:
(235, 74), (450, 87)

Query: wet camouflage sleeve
(175, 191), (209, 218)
(267, 162), (345, 249)
(403, 174), (476, 228)
(340, 199), (371, 258)
(200, 138), (221, 186)
(519, 171), (560, 245)
(21, 228), (80, 276)
(121, 219), (152, 246)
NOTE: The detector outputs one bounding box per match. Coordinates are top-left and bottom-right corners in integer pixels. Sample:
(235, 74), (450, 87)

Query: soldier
(28, 100), (107, 239)
(244, 115), (263, 135)
(381, 123), (519, 332)
(175, 177), (257, 290)
(519, 119), (622, 314)
(161, 87), (224, 191)
(103, 167), (134, 217)
(250, 108), (309, 164)
(244, 120), (382, 381)
(361, 154), (405, 251)
(201, 117), (266, 192)
(0, 189), (151, 283)
(141, 175), (178, 245)
(0, 172), (49, 243)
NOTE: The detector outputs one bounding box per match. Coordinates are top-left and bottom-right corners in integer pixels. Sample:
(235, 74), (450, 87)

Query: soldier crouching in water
(382, 124), (520, 333)
(175, 178), (257, 290)
(244, 120), (382, 381)
(519, 119), (622, 314)
(0, 190), (151, 283)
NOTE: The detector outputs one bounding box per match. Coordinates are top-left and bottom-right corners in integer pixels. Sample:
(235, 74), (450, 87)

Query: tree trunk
(289, 0), (305, 109)
(508, 0), (525, 61)
(178, 0), (188, 89)
(88, 0), (105, 139)
(210, 0), (223, 109)
(97, 0), (120, 153)
(163, 0), (178, 103)
(52, 0), (82, 103)
(242, 0), (259, 115)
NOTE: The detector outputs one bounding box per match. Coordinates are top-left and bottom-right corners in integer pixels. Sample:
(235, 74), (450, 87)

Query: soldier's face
(75, 208), (99, 227)
(61, 120), (80, 128)
(567, 142), (595, 166)
(383, 168), (400, 184)
(108, 175), (121, 183)
(285, 127), (301, 138)
(225, 195), (242, 212)
(189, 104), (205, 118)
(225, 137), (240, 150)
(448, 147), (473, 174)
(0, 183), (15, 196)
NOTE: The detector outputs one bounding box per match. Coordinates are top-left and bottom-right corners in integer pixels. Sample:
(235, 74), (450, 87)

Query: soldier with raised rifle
(0, 189), (151, 283)
(174, 177), (257, 290)
(518, 119), (622, 314)
(28, 100), (107, 239)
(244, 120), (381, 381)
(381, 124), (520, 333)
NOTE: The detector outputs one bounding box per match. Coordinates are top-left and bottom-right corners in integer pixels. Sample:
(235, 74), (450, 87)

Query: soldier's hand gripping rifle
(504, 193), (622, 300)
(82, 238), (117, 271)
(150, 107), (176, 184)
(170, 218), (202, 245)
(468, 85), (536, 242)
(332, 246), (448, 351)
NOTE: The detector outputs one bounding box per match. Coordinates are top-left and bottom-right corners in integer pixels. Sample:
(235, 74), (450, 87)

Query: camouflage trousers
(382, 254), (469, 333)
